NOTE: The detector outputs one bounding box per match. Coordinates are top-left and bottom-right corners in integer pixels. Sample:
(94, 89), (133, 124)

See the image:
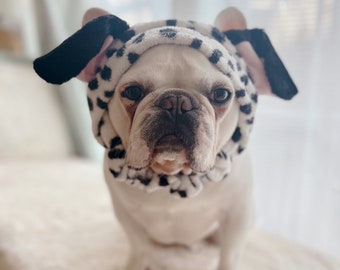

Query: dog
(34, 7), (297, 270)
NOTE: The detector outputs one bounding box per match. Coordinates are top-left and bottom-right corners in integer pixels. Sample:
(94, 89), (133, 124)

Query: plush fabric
(0, 159), (339, 270)
(84, 19), (257, 198)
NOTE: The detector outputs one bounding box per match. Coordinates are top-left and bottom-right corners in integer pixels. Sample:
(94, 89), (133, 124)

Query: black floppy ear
(33, 15), (129, 85)
(225, 29), (298, 100)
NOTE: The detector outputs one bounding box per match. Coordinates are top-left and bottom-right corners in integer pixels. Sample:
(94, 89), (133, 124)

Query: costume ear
(33, 10), (130, 85)
(215, 7), (298, 100)
(225, 29), (298, 100)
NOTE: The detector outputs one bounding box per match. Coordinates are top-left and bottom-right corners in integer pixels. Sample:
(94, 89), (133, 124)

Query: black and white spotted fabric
(87, 19), (257, 198)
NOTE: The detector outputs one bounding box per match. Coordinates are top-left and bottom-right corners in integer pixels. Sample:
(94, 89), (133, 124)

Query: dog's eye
(122, 85), (144, 101)
(212, 88), (231, 104)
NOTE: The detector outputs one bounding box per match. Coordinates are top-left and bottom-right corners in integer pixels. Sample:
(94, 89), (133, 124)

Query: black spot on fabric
(231, 127), (242, 142)
(237, 63), (241, 71)
(246, 117), (254, 125)
(100, 66), (112, 81)
(235, 89), (246, 98)
(160, 28), (177, 39)
(87, 96), (93, 111)
(95, 67), (102, 74)
(97, 98), (108, 110)
(235, 52), (242, 58)
(110, 137), (122, 148)
(169, 188), (188, 197)
(159, 175), (169, 186)
(240, 103), (252, 115)
(88, 78), (98, 90)
(190, 38), (202, 49)
(137, 176), (151, 186)
(251, 93), (258, 103)
(104, 90), (114, 98)
(116, 46), (126, 57)
(109, 168), (120, 178)
(128, 53), (140, 64)
(209, 49), (223, 64)
(238, 146), (245, 154)
(217, 151), (228, 160)
(108, 149), (126, 159)
(178, 190), (187, 198)
(121, 29), (136, 42)
(133, 33), (145, 44)
(228, 60), (235, 71)
(240, 75), (249, 86)
(106, 49), (117, 58)
(211, 27), (226, 43)
(97, 118), (104, 136)
(166, 19), (177, 26)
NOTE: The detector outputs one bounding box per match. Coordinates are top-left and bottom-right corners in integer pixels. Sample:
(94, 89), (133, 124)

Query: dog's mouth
(150, 135), (192, 175)
(126, 101), (216, 175)
(154, 135), (184, 152)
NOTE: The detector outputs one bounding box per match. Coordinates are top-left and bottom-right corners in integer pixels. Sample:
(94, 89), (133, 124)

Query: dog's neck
(105, 136), (234, 198)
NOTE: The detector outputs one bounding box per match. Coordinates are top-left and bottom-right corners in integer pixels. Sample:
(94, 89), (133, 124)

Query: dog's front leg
(218, 198), (254, 270)
(111, 194), (151, 270)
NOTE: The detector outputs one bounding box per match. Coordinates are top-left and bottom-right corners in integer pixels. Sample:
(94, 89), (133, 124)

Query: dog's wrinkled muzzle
(126, 89), (215, 175)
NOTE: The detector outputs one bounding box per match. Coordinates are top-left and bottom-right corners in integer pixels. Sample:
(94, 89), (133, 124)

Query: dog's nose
(159, 94), (193, 116)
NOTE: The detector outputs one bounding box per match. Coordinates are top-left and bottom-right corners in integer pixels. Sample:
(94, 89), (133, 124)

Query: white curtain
(174, 0), (340, 258)
(6, 0), (339, 259)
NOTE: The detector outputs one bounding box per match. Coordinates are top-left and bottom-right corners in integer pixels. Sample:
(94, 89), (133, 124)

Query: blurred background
(0, 0), (339, 260)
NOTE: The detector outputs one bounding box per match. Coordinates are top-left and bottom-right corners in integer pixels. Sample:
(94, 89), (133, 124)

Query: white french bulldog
(34, 7), (297, 270)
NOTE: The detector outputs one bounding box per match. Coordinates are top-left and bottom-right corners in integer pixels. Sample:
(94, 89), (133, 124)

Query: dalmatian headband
(34, 11), (297, 198)
(87, 19), (257, 151)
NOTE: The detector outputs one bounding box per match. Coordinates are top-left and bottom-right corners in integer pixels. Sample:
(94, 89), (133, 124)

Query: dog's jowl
(34, 7), (297, 270)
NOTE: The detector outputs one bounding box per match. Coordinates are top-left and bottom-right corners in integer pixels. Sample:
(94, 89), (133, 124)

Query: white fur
(105, 45), (254, 270)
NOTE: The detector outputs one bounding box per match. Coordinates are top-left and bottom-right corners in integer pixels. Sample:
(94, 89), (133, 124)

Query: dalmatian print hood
(34, 14), (297, 198)
(86, 19), (256, 198)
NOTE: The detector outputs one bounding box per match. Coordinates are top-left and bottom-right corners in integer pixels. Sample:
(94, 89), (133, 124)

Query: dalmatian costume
(34, 15), (297, 198)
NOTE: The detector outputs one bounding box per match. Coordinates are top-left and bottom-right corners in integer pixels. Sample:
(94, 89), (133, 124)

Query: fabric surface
(0, 159), (338, 270)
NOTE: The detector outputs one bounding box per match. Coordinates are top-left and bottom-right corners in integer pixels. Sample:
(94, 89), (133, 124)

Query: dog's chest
(132, 198), (220, 245)
(107, 151), (252, 245)
(110, 179), (236, 245)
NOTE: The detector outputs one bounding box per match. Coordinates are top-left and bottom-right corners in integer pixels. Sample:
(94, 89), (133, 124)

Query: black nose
(159, 93), (193, 117)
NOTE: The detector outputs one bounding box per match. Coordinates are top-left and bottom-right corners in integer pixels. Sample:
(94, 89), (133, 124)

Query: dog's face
(109, 44), (239, 175)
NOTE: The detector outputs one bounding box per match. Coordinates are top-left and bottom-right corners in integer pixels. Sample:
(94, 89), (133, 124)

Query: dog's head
(115, 42), (245, 175)
(34, 7), (297, 196)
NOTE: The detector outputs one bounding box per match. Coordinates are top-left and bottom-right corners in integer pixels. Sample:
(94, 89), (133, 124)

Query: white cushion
(0, 159), (338, 270)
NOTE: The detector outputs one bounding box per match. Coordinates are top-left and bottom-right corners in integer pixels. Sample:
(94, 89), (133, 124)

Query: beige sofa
(0, 54), (339, 270)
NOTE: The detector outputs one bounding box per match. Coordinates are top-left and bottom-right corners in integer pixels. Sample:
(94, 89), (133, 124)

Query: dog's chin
(150, 151), (192, 175)
(150, 135), (192, 175)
